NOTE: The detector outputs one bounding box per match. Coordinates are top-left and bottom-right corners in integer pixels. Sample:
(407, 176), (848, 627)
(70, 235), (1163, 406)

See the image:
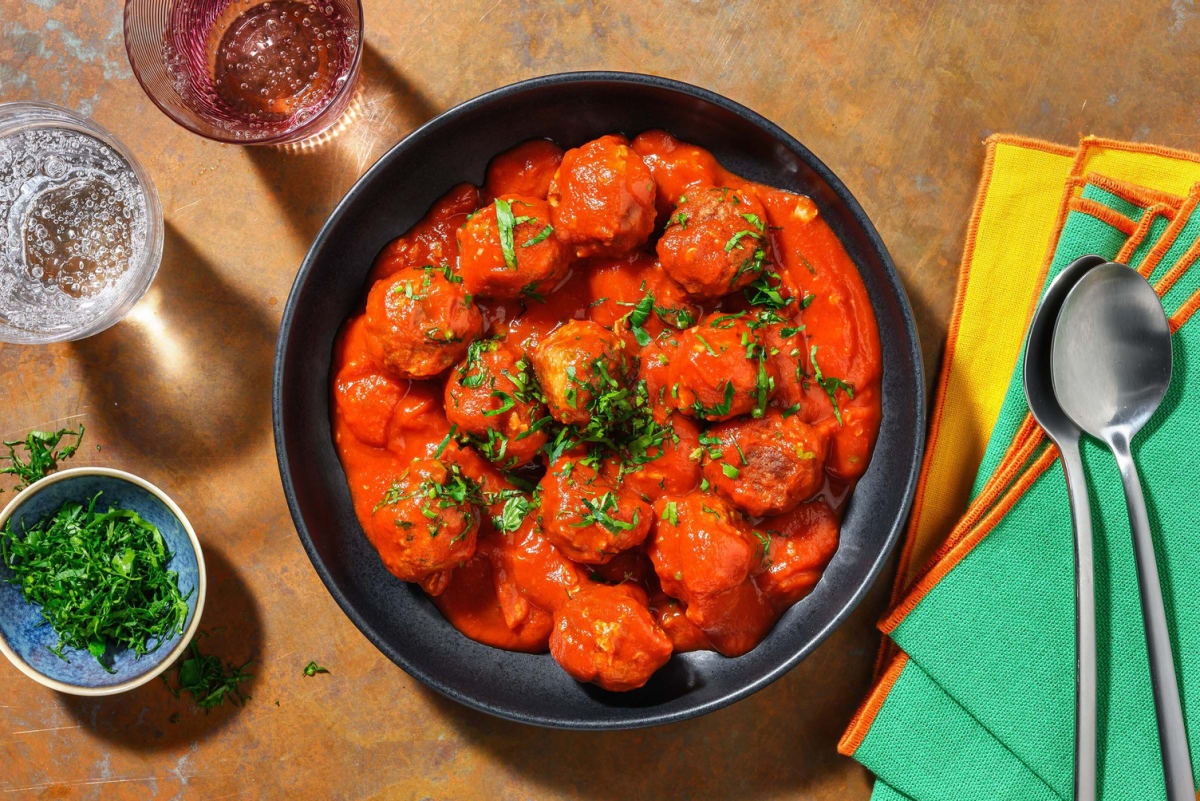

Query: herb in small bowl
(0, 468), (205, 695)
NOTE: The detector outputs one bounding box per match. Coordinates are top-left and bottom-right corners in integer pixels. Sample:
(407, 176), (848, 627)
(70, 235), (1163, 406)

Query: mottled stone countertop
(1, 1), (1197, 798)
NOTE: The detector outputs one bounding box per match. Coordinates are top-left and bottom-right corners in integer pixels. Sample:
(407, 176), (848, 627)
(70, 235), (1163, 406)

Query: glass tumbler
(0, 102), (164, 345)
(123, 0), (364, 145)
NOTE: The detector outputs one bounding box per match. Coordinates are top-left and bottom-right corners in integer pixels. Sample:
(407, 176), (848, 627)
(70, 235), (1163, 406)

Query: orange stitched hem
(1067, 197), (1138, 235)
(1138, 190), (1200, 278)
(880, 144), (1082, 650)
(1170, 286), (1200, 331)
(881, 446), (1060, 634)
(1158, 237), (1200, 300)
(1079, 135), (1200, 165)
(986, 133), (1076, 157)
(1071, 172), (1186, 211)
(887, 415), (1045, 616)
(885, 139), (999, 615)
(839, 651), (910, 756)
(1118, 203), (1174, 270)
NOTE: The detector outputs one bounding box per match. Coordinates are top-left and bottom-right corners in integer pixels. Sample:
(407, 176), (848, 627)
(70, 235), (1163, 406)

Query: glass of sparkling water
(123, 0), (364, 145)
(0, 102), (163, 345)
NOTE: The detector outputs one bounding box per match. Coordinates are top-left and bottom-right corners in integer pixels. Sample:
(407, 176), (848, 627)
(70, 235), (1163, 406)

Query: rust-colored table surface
(2, 2), (1198, 798)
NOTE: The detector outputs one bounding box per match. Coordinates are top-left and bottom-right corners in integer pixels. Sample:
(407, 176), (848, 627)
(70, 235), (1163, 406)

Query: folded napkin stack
(838, 136), (1200, 801)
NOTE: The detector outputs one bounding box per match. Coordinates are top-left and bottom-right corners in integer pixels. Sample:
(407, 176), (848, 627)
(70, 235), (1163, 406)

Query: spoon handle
(1059, 439), (1097, 801)
(1109, 433), (1195, 800)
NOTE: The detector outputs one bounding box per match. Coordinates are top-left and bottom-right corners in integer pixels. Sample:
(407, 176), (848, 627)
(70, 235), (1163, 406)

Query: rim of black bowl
(273, 70), (925, 729)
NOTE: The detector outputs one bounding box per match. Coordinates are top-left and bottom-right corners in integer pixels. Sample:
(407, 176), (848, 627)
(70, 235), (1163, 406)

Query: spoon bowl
(1025, 255), (1107, 437)
(1051, 263), (1172, 441)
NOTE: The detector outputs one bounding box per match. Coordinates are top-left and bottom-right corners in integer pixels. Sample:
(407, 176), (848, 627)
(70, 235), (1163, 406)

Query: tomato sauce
(330, 132), (882, 691)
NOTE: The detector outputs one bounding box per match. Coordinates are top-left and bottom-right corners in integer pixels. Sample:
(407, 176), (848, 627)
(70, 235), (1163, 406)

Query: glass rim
(0, 101), (165, 344)
(121, 0), (365, 146)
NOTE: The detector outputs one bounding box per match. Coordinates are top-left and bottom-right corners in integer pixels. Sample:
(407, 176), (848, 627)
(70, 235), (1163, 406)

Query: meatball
(548, 134), (657, 259)
(657, 186), (772, 299)
(363, 459), (479, 582)
(701, 409), (829, 516)
(755, 500), (840, 608)
(549, 583), (673, 692)
(532, 319), (631, 426)
(456, 195), (569, 299)
(622, 413), (701, 500)
(666, 313), (779, 422)
(433, 547), (552, 652)
(333, 367), (405, 448)
(585, 252), (699, 342)
(538, 456), (652, 564)
(647, 493), (775, 657)
(649, 592), (712, 652)
(364, 265), (483, 379)
(484, 139), (564, 200)
(445, 337), (549, 467)
(490, 516), (582, 627)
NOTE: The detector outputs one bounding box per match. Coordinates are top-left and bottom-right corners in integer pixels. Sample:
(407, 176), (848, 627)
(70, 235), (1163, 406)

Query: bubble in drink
(0, 126), (149, 339)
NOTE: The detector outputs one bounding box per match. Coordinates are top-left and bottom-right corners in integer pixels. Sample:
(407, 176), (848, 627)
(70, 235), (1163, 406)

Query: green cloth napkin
(850, 184), (1143, 801)
(885, 190), (1200, 801)
(850, 179), (1200, 801)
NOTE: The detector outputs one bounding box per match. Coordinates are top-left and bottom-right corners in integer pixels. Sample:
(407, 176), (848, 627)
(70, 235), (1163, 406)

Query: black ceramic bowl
(274, 71), (924, 729)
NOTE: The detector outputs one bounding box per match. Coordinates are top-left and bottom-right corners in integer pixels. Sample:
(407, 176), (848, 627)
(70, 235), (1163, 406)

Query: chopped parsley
(1, 424), (84, 492)
(303, 660), (330, 677)
(810, 345), (856, 425)
(0, 492), (190, 670)
(164, 635), (252, 710)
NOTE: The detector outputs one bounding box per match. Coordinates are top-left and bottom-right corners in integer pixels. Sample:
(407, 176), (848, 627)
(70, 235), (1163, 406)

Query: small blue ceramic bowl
(0, 467), (205, 695)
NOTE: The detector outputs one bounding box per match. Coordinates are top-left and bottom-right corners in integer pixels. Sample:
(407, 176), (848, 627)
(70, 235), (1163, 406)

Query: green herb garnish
(164, 636), (252, 710)
(810, 345), (856, 425)
(1, 424), (84, 492)
(521, 224), (554, 247)
(494, 198), (520, 270)
(303, 660), (330, 677)
(0, 492), (190, 671)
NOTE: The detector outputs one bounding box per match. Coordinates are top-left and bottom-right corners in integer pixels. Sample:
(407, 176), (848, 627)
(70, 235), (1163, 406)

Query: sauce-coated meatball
(490, 517), (581, 626)
(657, 186), (772, 299)
(647, 493), (775, 656)
(456, 195), (568, 299)
(585, 251), (699, 341)
(538, 456), (652, 564)
(665, 313), (779, 421)
(622, 413), (701, 500)
(445, 337), (548, 467)
(364, 266), (482, 379)
(549, 135), (657, 259)
(701, 409), (829, 516)
(532, 319), (631, 426)
(484, 139), (563, 200)
(549, 583), (673, 692)
(755, 500), (840, 608)
(364, 459), (479, 582)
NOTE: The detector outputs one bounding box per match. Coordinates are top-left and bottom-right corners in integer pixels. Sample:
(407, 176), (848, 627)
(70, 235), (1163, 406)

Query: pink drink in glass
(125, 0), (362, 145)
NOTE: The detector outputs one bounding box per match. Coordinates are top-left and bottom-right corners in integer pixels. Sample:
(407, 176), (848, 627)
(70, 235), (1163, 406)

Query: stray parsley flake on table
(1, 424), (84, 492)
(302, 660), (330, 677)
(0, 492), (190, 670)
(164, 636), (252, 710)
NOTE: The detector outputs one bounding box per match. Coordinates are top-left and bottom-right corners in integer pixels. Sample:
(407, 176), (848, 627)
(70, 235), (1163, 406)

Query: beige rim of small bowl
(0, 467), (206, 696)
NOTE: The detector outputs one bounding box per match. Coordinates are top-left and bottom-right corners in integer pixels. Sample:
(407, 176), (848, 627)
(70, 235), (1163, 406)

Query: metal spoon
(1051, 262), (1194, 801)
(1024, 254), (1107, 801)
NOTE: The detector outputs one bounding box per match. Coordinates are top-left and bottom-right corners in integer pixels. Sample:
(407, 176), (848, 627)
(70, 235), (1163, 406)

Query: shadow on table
(57, 546), (263, 750)
(425, 593), (884, 801)
(71, 222), (274, 465)
(244, 40), (441, 246)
